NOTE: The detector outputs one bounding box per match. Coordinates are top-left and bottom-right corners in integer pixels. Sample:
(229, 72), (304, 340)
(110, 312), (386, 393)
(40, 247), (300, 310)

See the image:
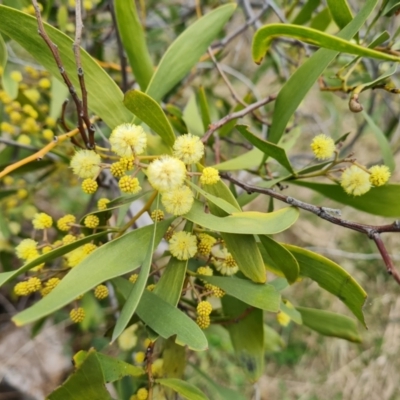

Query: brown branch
(201, 95), (277, 143)
(216, 306), (255, 326)
(222, 173), (400, 284)
(31, 0), (89, 147)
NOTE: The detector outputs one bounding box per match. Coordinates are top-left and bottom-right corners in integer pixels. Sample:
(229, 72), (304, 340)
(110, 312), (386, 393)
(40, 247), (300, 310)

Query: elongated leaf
(2, 63), (18, 99)
(222, 296), (264, 381)
(292, 181), (400, 217)
(310, 7), (332, 32)
(113, 278), (208, 351)
(183, 93), (204, 137)
(236, 125), (294, 173)
(156, 379), (208, 400)
(112, 199), (162, 342)
(114, 0), (153, 89)
(0, 231), (110, 288)
(204, 181), (266, 283)
(146, 4), (236, 102)
(285, 245), (367, 326)
(252, 24), (400, 64)
(185, 199), (299, 235)
(213, 148), (264, 170)
(383, 0), (400, 16)
(198, 86), (211, 131)
(49, 76), (69, 120)
(362, 111), (395, 172)
(280, 301), (303, 324)
(327, 0), (353, 29)
(123, 90), (175, 147)
(12, 220), (172, 326)
(259, 235), (299, 284)
(297, 306), (362, 342)
(48, 350), (113, 400)
(267, 0), (379, 144)
(292, 0), (320, 25)
(200, 275), (280, 312)
(0, 33), (6, 69)
(0, 5), (132, 128)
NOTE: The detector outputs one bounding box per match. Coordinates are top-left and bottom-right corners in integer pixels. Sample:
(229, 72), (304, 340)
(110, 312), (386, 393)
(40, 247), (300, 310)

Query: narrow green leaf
(156, 378), (208, 400)
(182, 93), (204, 137)
(137, 291), (208, 351)
(0, 5), (132, 128)
(280, 301), (302, 324)
(95, 352), (144, 381)
(112, 197), (162, 342)
(362, 110), (395, 172)
(114, 0), (153, 89)
(48, 350), (113, 400)
(292, 0), (321, 25)
(358, 63), (397, 91)
(236, 125), (294, 173)
(285, 245), (367, 326)
(297, 306), (362, 342)
(383, 0), (400, 16)
(0, 33), (7, 71)
(12, 220), (172, 326)
(259, 235), (299, 284)
(267, 0), (379, 144)
(213, 148), (264, 171)
(0, 231), (110, 288)
(162, 337), (186, 379)
(185, 199), (299, 235)
(310, 7), (332, 32)
(200, 275), (280, 312)
(252, 23), (400, 65)
(222, 296), (264, 381)
(123, 90), (175, 147)
(146, 4), (236, 102)
(49, 76), (69, 120)
(327, 0), (353, 29)
(291, 181), (400, 217)
(197, 86), (211, 132)
(2, 63), (18, 99)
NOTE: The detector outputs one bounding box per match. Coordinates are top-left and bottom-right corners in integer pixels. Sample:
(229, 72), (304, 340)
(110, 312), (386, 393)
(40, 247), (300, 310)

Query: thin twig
(201, 95), (277, 143)
(222, 173), (400, 284)
(31, 0), (89, 147)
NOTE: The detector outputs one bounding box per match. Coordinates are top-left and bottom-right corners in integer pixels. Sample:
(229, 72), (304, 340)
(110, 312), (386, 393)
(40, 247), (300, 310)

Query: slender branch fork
(31, 0), (94, 148)
(221, 173), (400, 285)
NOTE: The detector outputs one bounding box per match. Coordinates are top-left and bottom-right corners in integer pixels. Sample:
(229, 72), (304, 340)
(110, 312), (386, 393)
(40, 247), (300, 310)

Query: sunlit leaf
(156, 378), (208, 400)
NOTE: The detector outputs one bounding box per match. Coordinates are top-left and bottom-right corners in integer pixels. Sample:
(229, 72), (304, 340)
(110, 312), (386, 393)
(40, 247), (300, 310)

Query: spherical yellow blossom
(97, 198), (110, 211)
(143, 338), (152, 348)
(26, 277), (42, 293)
(146, 284), (156, 291)
(369, 165), (391, 186)
(110, 162), (125, 178)
(197, 300), (212, 316)
(81, 178), (98, 194)
(119, 176), (141, 194)
(83, 243), (97, 254)
(43, 129), (54, 141)
(169, 231), (197, 260)
(197, 266), (213, 276)
(22, 104), (38, 119)
(42, 245), (53, 254)
(136, 388), (149, 400)
(40, 277), (60, 296)
(129, 274), (138, 283)
(173, 133), (204, 164)
(16, 239), (39, 260)
(70, 150), (102, 179)
(1, 121), (16, 134)
(204, 283), (225, 298)
(161, 185), (194, 215)
(10, 71), (23, 82)
(197, 233), (217, 255)
(57, 214), (76, 231)
(38, 78), (51, 89)
(45, 116), (56, 127)
(147, 156), (186, 192)
(134, 351), (145, 364)
(70, 307), (85, 323)
(17, 189), (28, 199)
(200, 167), (220, 185)
(3, 176), (14, 186)
(62, 234), (77, 245)
(120, 156), (135, 171)
(151, 359), (164, 377)
(84, 215), (100, 228)
(213, 247), (238, 276)
(110, 123), (147, 157)
(66, 247), (87, 267)
(17, 134), (31, 145)
(14, 282), (29, 296)
(196, 314), (210, 329)
(310, 134), (335, 160)
(32, 213), (53, 229)
(94, 284), (109, 299)
(276, 311), (291, 327)
(150, 209), (164, 222)
(9, 111), (22, 124)
(340, 165), (371, 196)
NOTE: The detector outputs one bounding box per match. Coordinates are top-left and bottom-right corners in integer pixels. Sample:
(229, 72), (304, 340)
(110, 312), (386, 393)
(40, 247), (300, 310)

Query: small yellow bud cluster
(213, 248), (238, 276)
(14, 281), (30, 296)
(197, 300), (212, 316)
(94, 284), (109, 299)
(146, 284), (156, 291)
(14, 277), (42, 296)
(70, 307), (85, 323)
(118, 176), (141, 194)
(136, 388), (149, 400)
(81, 178), (98, 194)
(84, 215), (100, 229)
(62, 234), (77, 245)
(276, 311), (291, 327)
(200, 167), (220, 185)
(57, 214), (76, 231)
(32, 213), (53, 229)
(129, 274), (138, 283)
(97, 198), (110, 210)
(204, 283), (225, 298)
(197, 233), (217, 255)
(110, 162), (125, 178)
(150, 209), (164, 222)
(196, 315), (210, 330)
(40, 278), (60, 297)
(134, 351), (146, 364)
(197, 266), (213, 277)
(151, 359), (163, 377)
(120, 156), (135, 171)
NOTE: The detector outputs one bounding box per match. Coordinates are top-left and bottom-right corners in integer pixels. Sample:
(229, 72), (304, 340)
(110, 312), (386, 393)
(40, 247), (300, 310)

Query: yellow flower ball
(70, 307), (85, 323)
(84, 215), (100, 228)
(150, 209), (164, 222)
(136, 388), (148, 400)
(32, 213), (53, 229)
(161, 185), (194, 215)
(118, 175), (141, 194)
(134, 351), (145, 364)
(38, 78), (51, 89)
(169, 231), (197, 260)
(340, 165), (371, 196)
(57, 214), (76, 231)
(276, 311), (291, 327)
(147, 156), (186, 192)
(26, 277), (42, 293)
(129, 274), (138, 283)
(196, 314), (210, 330)
(369, 165), (391, 186)
(173, 133), (204, 164)
(10, 71), (23, 83)
(70, 150), (102, 179)
(94, 284), (109, 299)
(81, 178), (98, 194)
(204, 283), (225, 298)
(110, 123), (147, 157)
(97, 198), (110, 211)
(110, 162), (125, 178)
(200, 167), (220, 185)
(197, 300), (212, 316)
(310, 134), (335, 160)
